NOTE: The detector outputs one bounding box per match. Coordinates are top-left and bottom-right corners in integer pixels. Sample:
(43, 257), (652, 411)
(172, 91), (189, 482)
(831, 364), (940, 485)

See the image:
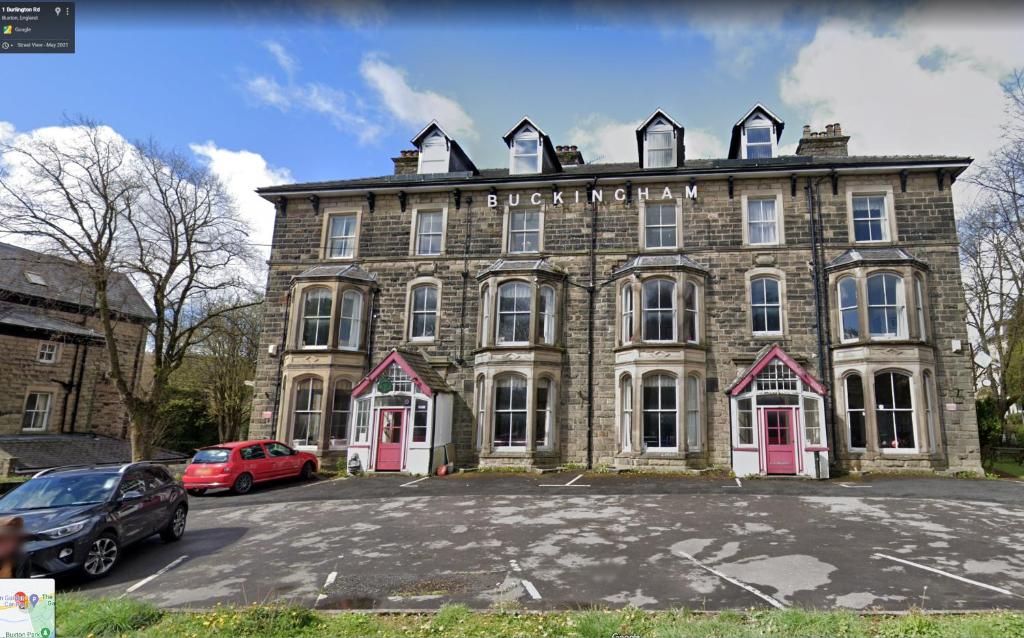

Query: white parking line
(314, 571), (338, 607)
(735, 477), (742, 487)
(839, 482), (870, 489)
(521, 579), (542, 600)
(400, 476), (429, 487)
(873, 553), (1020, 597)
(540, 473), (590, 487)
(565, 474), (584, 486)
(675, 550), (786, 609)
(124, 555), (188, 594)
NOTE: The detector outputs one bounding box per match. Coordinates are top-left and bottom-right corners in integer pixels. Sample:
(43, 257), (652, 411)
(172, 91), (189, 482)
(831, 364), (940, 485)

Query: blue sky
(2, 1), (1023, 245)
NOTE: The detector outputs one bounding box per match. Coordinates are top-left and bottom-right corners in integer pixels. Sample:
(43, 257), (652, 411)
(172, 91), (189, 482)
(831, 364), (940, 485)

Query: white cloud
(245, 75), (291, 110)
(263, 40), (297, 76)
(779, 7), (1024, 208)
(360, 55), (476, 139)
(0, 121), (14, 144)
(567, 115), (727, 163)
(189, 141), (293, 251)
(243, 75), (382, 144)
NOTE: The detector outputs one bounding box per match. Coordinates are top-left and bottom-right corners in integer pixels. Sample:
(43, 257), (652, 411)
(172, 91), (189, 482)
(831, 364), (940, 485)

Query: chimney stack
(392, 149), (419, 175)
(555, 145), (585, 167)
(796, 122), (850, 157)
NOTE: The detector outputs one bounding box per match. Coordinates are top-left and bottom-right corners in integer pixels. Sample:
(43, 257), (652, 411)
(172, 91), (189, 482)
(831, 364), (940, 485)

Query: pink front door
(375, 409), (404, 471)
(763, 408), (797, 475)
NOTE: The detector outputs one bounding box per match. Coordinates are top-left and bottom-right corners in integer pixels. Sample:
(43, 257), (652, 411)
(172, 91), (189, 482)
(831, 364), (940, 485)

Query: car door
(142, 467), (177, 530)
(239, 444), (271, 482)
(264, 442), (299, 478)
(114, 470), (156, 542)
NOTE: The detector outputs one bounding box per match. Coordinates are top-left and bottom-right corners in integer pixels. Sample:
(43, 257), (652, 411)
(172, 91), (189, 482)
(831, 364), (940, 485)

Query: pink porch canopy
(728, 344), (828, 397)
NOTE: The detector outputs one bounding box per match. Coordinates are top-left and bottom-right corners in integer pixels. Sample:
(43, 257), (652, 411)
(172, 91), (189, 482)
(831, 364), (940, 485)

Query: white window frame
(734, 397), (754, 447)
(496, 281), (532, 345)
(324, 212), (359, 260)
(915, 276), (928, 341)
(685, 374), (701, 452)
(750, 277), (783, 336)
(867, 273), (906, 340)
(642, 373), (678, 452)
(411, 207), (447, 256)
(538, 285), (556, 345)
(493, 375), (528, 449)
(509, 128), (542, 175)
(683, 281), (699, 344)
(641, 278), (677, 343)
(338, 290), (363, 350)
(620, 283), (634, 345)
(22, 391), (52, 431)
(641, 201), (679, 251)
(846, 187), (896, 244)
(409, 284), (440, 342)
(837, 277), (860, 343)
(291, 378), (323, 449)
(329, 382), (351, 447)
(644, 119), (676, 168)
(741, 113), (777, 159)
(417, 130), (449, 174)
(535, 378), (553, 450)
(875, 371), (918, 454)
(620, 375), (633, 452)
(844, 374), (867, 451)
(475, 377), (486, 450)
(300, 287), (332, 349)
(741, 192), (784, 246)
(352, 397), (371, 444)
(37, 342), (58, 363)
(506, 208), (542, 254)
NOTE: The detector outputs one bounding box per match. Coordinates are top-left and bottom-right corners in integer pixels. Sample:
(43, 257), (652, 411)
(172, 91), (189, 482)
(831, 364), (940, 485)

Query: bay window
(642, 279), (676, 342)
(620, 284), (634, 344)
(685, 375), (700, 451)
(535, 379), (551, 448)
(620, 375), (633, 452)
(683, 282), (698, 343)
(330, 382), (351, 445)
(338, 290), (363, 350)
(838, 278), (859, 342)
(845, 374), (866, 450)
(494, 375), (528, 448)
(875, 371), (915, 451)
(497, 282), (531, 344)
(642, 374), (677, 450)
(301, 288), (332, 348)
(867, 273), (904, 339)
(538, 285), (556, 345)
(292, 378), (322, 447)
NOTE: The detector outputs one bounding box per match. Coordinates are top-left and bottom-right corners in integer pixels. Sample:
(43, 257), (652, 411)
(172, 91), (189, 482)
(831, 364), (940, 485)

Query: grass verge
(57, 596), (1024, 638)
(991, 459), (1024, 479)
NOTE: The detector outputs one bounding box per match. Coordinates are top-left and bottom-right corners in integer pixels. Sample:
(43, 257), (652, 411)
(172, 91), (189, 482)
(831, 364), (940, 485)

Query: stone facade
(250, 120), (982, 476)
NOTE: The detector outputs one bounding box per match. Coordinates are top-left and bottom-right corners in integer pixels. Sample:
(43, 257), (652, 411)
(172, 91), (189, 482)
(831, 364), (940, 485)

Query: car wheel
(161, 504), (187, 543)
(299, 461), (315, 480)
(82, 533), (119, 579)
(232, 472), (253, 495)
(187, 488), (206, 496)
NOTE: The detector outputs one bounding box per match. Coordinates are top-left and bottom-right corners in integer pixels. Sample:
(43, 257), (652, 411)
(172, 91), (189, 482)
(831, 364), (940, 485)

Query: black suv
(0, 462), (188, 579)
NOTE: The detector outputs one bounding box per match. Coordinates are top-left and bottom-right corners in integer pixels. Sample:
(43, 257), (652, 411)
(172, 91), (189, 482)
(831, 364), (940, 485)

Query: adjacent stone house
(0, 243), (152, 449)
(250, 104), (982, 476)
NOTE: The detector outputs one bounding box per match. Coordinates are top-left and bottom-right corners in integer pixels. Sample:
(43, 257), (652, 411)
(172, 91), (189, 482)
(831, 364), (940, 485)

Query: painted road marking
(124, 555), (189, 595)
(839, 482), (870, 489)
(675, 550), (786, 609)
(521, 579), (542, 600)
(540, 473), (590, 487)
(314, 571), (339, 607)
(735, 477), (742, 487)
(400, 476), (430, 487)
(873, 553), (1021, 597)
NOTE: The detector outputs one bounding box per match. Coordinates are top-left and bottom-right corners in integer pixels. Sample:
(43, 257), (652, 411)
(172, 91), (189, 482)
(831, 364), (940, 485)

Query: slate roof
(612, 254), (709, 277)
(294, 263), (378, 283)
(0, 301), (103, 340)
(394, 348), (451, 393)
(476, 258), (565, 279)
(0, 434), (189, 474)
(826, 248), (927, 270)
(0, 243), (154, 321)
(256, 154), (972, 195)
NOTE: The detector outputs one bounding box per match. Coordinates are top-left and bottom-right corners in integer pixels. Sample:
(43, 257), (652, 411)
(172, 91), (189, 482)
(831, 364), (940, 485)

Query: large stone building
(250, 104), (982, 476)
(0, 243), (152, 452)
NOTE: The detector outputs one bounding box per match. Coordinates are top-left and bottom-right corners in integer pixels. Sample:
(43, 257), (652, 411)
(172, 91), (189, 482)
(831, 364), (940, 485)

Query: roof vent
(24, 271), (47, 286)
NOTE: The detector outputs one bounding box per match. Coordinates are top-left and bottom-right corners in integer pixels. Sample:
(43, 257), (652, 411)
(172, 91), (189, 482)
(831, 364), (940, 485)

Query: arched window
(493, 375), (527, 448)
(751, 277), (781, 334)
(620, 284), (634, 345)
(538, 285), (556, 345)
(330, 381), (351, 445)
(867, 273), (904, 338)
(838, 278), (859, 342)
(845, 374), (866, 449)
(683, 282), (699, 343)
(685, 374), (701, 450)
(292, 378), (323, 447)
(642, 279), (676, 342)
(620, 375), (633, 452)
(480, 285), (491, 347)
(410, 284), (439, 340)
(301, 288), (332, 348)
(915, 276), (928, 341)
(643, 374), (677, 450)
(338, 290), (363, 350)
(536, 378), (552, 448)
(874, 371), (915, 450)
(497, 282), (531, 344)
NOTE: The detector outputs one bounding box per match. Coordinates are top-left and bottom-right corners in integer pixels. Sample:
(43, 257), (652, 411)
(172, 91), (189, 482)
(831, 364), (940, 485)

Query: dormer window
(511, 128), (541, 175)
(417, 130), (449, 174)
(637, 110), (683, 169)
(729, 104), (784, 160)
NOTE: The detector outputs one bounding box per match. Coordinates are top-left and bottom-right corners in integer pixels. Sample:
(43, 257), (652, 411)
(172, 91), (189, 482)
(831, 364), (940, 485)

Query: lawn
(58, 595), (1024, 638)
(991, 459), (1024, 479)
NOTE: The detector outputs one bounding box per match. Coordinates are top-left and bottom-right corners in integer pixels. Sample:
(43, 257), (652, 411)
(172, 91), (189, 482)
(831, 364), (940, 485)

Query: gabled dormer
(411, 120), (478, 175)
(728, 103), (785, 160)
(503, 117), (561, 175)
(636, 109), (684, 169)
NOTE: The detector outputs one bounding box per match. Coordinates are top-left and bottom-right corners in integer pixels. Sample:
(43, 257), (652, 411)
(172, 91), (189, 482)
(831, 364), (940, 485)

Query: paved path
(65, 474), (1024, 611)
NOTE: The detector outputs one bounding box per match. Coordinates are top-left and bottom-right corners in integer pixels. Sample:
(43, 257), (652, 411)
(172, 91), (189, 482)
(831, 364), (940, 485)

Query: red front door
(763, 408), (797, 475)
(375, 409), (404, 471)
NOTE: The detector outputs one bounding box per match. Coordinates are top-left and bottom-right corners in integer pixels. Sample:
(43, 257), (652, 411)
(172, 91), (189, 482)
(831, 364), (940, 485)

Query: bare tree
(0, 118), (257, 459)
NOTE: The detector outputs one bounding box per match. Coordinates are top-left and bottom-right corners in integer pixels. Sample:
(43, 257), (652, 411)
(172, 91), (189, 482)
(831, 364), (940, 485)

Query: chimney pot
(825, 124), (834, 136)
(802, 125), (811, 137)
(834, 123), (842, 136)
(391, 149), (419, 175)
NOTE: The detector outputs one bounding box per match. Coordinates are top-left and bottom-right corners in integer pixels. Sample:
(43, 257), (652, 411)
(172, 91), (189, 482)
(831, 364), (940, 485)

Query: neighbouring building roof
(476, 258), (565, 279)
(613, 254), (709, 277)
(352, 348), (451, 398)
(0, 301), (104, 341)
(294, 263), (378, 283)
(0, 434), (189, 474)
(0, 243), (155, 321)
(826, 248), (927, 270)
(725, 344), (828, 396)
(256, 154), (972, 196)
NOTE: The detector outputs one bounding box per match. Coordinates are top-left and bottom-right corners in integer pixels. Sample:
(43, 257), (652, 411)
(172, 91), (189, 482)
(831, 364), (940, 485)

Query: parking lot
(65, 473), (1024, 611)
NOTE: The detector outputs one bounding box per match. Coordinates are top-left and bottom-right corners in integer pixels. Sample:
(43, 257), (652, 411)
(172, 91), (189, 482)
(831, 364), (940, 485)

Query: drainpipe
(805, 177), (838, 468)
(69, 341), (88, 433)
(456, 195), (474, 366)
(365, 288), (379, 374)
(586, 180), (598, 469)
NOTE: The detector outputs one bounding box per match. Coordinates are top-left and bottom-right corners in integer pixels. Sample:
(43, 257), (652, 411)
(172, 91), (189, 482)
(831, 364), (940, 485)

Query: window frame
(505, 207), (543, 254)
(620, 283), (634, 345)
(291, 377), (323, 449)
(535, 377), (554, 450)
(37, 342), (59, 364)
(741, 113), (777, 159)
(683, 281), (699, 344)
(874, 370), (917, 453)
(338, 290), (364, 351)
(642, 373), (678, 452)
(410, 207), (447, 256)
(322, 210), (360, 260)
(493, 374), (528, 449)
(866, 272), (906, 340)
(495, 281), (532, 346)
(914, 275), (928, 342)
(741, 191), (784, 246)
(21, 391), (52, 431)
(408, 282), (440, 342)
(643, 118), (676, 169)
(538, 285), (556, 345)
(329, 381), (351, 448)
(620, 374), (633, 452)
(685, 374), (701, 452)
(837, 277), (860, 343)
(509, 129), (542, 175)
(846, 186), (896, 245)
(299, 287), (333, 350)
(641, 278), (677, 343)
(640, 201), (680, 251)
(750, 276), (783, 336)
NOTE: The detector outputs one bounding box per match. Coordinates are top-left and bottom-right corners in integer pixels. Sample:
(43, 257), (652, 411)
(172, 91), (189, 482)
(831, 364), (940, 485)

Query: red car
(182, 440), (319, 495)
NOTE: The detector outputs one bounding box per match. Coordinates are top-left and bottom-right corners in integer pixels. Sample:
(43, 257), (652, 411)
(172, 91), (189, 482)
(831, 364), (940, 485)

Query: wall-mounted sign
(487, 184), (698, 209)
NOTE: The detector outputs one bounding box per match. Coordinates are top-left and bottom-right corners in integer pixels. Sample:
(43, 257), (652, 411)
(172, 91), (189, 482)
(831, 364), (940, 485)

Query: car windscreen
(191, 448), (231, 464)
(0, 474), (119, 511)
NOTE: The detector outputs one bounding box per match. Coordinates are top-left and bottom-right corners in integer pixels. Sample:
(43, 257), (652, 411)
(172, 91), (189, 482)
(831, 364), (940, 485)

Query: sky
(2, 0), (1023, 249)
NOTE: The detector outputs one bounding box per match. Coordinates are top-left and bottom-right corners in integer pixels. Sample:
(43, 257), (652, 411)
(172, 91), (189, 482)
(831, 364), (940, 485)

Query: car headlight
(39, 519), (89, 540)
